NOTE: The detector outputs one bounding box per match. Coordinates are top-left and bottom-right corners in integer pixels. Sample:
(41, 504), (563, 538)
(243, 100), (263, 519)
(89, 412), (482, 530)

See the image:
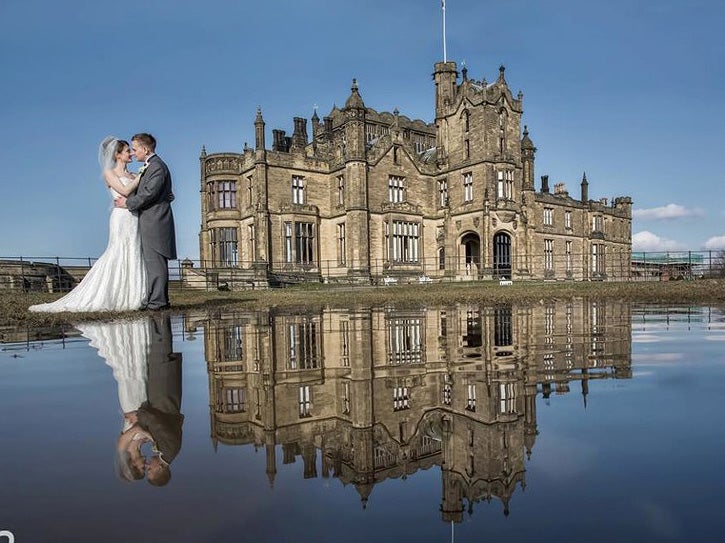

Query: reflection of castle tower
(192, 300), (632, 520)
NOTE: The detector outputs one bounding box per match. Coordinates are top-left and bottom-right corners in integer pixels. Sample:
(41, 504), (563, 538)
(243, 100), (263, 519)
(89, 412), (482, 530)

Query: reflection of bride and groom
(29, 133), (177, 313)
(77, 315), (183, 486)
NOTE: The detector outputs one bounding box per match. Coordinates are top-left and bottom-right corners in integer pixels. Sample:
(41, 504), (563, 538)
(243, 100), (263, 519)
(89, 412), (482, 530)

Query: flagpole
(442, 0), (447, 62)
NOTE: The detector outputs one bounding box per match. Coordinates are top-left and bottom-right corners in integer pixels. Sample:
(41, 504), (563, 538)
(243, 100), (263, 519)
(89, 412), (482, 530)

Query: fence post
(56, 256), (61, 293)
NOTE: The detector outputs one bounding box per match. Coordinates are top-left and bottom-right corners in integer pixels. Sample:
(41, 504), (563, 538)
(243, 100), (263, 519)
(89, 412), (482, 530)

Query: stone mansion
(198, 59), (632, 286)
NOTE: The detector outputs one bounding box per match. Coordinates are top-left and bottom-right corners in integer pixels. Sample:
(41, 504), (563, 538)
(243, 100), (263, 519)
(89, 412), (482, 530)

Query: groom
(115, 133), (177, 310)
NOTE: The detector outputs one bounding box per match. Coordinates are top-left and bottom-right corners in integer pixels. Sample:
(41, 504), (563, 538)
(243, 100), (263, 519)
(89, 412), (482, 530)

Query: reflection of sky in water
(1, 304), (724, 543)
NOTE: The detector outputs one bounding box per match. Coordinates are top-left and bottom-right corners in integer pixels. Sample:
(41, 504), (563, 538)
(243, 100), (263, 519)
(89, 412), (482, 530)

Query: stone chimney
(291, 117), (308, 150)
(272, 129), (288, 152)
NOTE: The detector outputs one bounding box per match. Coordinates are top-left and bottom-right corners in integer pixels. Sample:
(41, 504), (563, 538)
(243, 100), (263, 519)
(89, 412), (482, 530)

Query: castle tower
(253, 108), (271, 272)
(433, 61), (458, 163)
(343, 79), (371, 281)
(521, 126), (536, 192)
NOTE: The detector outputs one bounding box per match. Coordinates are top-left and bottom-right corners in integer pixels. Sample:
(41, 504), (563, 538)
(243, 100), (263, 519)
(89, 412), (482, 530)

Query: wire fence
(1, 250), (723, 293)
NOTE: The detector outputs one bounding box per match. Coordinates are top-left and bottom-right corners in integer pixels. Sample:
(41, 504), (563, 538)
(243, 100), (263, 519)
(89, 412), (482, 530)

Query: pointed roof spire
(521, 125), (535, 150)
(200, 145), (207, 158)
(345, 78), (365, 109)
(311, 103), (319, 122)
(255, 106), (264, 123)
(582, 171), (588, 184)
(498, 64), (506, 82)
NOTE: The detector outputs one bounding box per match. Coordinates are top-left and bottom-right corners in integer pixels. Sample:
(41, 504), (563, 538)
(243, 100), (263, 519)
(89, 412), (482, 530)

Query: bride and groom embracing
(30, 133), (177, 313)
(76, 315), (184, 487)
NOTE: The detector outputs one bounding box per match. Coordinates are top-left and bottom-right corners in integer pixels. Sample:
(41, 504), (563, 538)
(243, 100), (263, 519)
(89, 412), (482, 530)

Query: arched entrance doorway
(460, 232), (480, 278)
(493, 232), (512, 278)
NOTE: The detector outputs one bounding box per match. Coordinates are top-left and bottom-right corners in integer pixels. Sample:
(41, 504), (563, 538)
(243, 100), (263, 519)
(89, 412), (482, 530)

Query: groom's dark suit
(126, 154), (177, 309)
(137, 315), (183, 465)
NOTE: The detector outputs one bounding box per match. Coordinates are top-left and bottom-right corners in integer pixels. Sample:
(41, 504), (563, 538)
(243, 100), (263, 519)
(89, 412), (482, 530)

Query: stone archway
(459, 232), (481, 279)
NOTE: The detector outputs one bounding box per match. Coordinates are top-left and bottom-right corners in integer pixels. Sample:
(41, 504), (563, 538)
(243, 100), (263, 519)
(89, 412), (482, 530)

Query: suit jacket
(137, 315), (184, 464)
(126, 154), (178, 259)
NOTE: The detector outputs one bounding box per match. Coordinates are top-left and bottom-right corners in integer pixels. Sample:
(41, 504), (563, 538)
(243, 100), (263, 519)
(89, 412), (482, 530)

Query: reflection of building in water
(192, 301), (631, 519)
(0, 324), (81, 348)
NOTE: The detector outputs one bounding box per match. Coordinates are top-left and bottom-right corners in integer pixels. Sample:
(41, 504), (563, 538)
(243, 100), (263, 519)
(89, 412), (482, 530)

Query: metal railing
(2, 250), (723, 293)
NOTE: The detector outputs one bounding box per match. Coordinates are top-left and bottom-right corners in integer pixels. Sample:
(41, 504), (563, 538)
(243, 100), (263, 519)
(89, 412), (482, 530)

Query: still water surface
(1, 302), (724, 542)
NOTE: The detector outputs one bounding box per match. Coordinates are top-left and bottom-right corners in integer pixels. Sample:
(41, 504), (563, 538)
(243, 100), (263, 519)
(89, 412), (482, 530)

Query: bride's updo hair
(98, 135), (129, 171)
(132, 133), (156, 151)
(114, 139), (130, 156)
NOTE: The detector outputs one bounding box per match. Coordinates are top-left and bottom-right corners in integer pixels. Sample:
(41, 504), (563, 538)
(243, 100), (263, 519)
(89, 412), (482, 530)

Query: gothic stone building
(199, 60), (632, 286)
(194, 300), (632, 516)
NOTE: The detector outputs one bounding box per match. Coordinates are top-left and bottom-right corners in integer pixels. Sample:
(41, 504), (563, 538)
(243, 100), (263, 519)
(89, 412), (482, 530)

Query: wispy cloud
(704, 235), (725, 250)
(632, 231), (684, 251)
(633, 204), (704, 220)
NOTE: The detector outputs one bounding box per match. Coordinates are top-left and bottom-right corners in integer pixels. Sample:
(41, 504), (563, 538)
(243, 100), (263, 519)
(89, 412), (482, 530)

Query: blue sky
(1, 0), (724, 260)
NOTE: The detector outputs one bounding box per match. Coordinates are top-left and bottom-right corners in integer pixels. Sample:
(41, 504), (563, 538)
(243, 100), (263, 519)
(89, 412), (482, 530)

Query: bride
(74, 319), (152, 482)
(30, 136), (147, 312)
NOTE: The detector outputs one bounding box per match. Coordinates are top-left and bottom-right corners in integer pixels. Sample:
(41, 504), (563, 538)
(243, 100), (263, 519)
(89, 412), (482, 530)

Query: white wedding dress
(30, 177), (147, 313)
(76, 319), (150, 415)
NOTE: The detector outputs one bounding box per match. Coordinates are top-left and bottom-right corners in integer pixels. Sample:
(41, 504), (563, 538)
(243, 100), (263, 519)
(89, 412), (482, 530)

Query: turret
(254, 107), (265, 151)
(311, 108), (320, 140)
(433, 61), (458, 162)
(342, 80), (371, 281)
(343, 79), (366, 162)
(540, 175), (549, 194)
(521, 126), (536, 191)
(580, 172), (589, 202)
(433, 61), (458, 118)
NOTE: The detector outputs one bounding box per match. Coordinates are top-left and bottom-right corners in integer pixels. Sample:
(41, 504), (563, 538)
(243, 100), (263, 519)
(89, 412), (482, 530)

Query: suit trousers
(143, 248), (170, 309)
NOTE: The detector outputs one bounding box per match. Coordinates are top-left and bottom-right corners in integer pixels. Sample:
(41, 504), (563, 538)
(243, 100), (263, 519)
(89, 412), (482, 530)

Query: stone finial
(200, 145), (207, 157)
(344, 78), (365, 109)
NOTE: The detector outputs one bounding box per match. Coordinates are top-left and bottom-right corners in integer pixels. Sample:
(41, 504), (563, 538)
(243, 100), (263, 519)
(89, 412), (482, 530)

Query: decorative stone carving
(205, 157), (240, 174)
(279, 203), (320, 215)
(381, 201), (421, 214)
(455, 221), (461, 230)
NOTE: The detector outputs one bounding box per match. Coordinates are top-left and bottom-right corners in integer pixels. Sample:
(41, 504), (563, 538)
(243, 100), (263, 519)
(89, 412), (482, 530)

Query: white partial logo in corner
(0, 530), (15, 543)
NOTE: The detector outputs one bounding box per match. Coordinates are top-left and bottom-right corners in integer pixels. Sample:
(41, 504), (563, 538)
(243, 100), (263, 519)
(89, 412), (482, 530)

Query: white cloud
(632, 231), (684, 251)
(633, 203), (703, 220)
(703, 235), (725, 250)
